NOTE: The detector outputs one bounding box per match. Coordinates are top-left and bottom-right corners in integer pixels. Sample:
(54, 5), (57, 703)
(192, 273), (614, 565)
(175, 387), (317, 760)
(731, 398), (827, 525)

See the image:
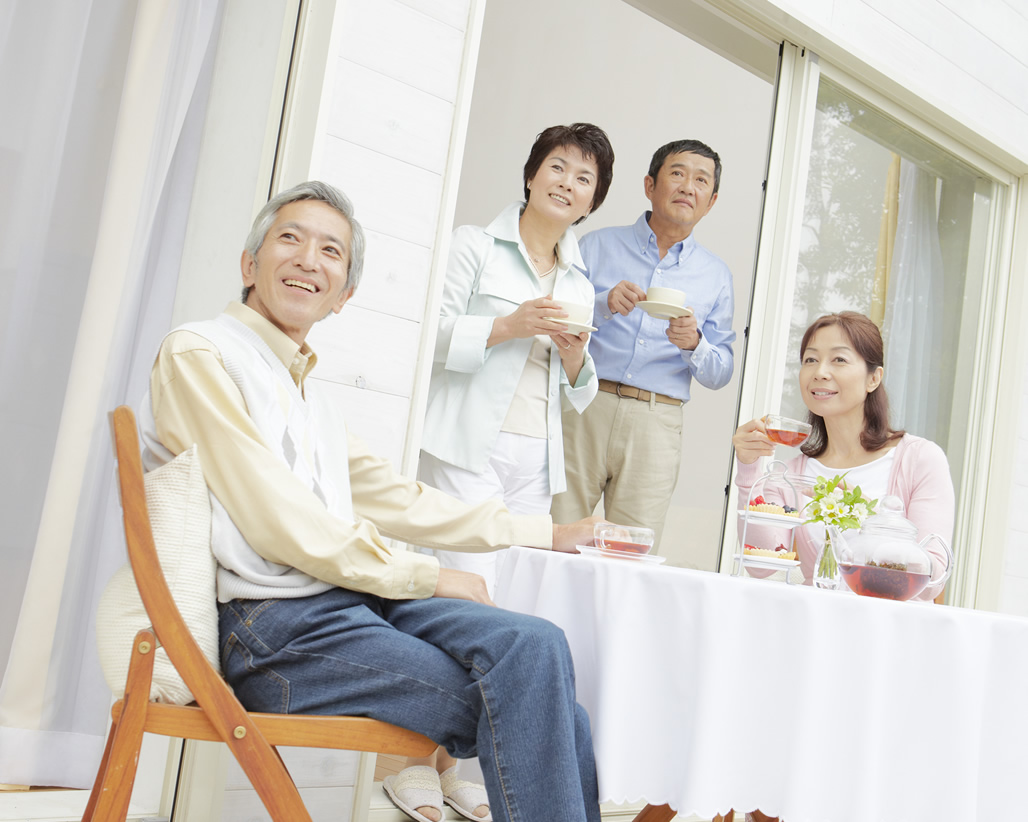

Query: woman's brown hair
(522, 123), (615, 224)
(799, 311), (904, 457)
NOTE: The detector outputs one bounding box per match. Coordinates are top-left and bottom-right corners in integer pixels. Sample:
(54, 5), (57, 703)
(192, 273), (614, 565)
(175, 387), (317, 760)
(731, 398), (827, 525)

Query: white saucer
(738, 509), (806, 528)
(575, 544), (666, 564)
(546, 319), (597, 334)
(741, 554), (801, 570)
(636, 301), (693, 320)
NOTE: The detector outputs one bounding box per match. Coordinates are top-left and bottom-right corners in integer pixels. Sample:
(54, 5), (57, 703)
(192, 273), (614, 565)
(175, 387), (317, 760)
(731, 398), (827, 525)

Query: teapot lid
(861, 495), (917, 538)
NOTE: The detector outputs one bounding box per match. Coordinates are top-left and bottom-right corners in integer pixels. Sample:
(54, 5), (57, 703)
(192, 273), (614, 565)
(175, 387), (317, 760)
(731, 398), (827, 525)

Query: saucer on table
(575, 545), (667, 564)
(636, 301), (693, 320)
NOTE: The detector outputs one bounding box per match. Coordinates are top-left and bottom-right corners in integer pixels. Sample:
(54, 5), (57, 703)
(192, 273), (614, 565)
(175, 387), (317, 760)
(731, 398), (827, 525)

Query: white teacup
(646, 287), (686, 306)
(557, 301), (593, 326)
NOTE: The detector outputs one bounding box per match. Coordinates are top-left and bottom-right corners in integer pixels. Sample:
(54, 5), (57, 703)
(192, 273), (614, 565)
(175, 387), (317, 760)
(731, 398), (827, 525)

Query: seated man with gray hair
(138, 180), (601, 822)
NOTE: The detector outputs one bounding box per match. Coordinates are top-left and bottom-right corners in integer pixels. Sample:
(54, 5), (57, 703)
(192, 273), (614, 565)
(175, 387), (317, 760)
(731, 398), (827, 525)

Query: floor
(0, 783), (698, 822)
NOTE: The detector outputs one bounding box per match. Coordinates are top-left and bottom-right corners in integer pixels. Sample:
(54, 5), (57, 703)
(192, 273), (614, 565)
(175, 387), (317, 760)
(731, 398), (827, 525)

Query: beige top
(501, 265), (556, 439)
(148, 302), (553, 600)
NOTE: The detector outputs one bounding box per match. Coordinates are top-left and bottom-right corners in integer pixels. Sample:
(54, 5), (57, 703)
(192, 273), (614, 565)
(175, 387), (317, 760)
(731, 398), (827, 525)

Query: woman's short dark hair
(522, 123), (615, 224)
(647, 139), (721, 194)
(799, 311), (905, 457)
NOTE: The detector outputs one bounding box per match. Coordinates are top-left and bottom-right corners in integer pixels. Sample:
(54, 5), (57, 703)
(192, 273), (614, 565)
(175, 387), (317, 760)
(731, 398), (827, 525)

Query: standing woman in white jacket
(384, 124), (614, 822)
(420, 123), (614, 594)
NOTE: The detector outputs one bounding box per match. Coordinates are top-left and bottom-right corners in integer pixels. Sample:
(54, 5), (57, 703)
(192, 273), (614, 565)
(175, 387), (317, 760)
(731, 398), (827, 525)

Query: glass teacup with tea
(593, 523), (655, 556)
(762, 414), (812, 449)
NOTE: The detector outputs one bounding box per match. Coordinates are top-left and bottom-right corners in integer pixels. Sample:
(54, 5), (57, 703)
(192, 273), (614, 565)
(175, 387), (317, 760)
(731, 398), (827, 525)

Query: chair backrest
(111, 405), (300, 774)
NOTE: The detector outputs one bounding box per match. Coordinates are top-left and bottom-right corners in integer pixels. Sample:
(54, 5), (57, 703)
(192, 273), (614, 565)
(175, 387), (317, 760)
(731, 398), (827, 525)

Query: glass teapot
(828, 495), (953, 601)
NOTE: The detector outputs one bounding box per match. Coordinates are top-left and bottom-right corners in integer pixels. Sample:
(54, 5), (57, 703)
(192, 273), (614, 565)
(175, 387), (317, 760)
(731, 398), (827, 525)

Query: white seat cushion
(96, 444), (218, 704)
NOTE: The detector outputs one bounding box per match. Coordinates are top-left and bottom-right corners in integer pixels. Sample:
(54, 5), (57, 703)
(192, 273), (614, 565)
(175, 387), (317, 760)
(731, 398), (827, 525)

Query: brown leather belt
(598, 379), (683, 406)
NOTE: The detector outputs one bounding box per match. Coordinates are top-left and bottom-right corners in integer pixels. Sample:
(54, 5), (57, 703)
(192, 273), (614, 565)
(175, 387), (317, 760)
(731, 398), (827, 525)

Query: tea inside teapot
(831, 496), (952, 601)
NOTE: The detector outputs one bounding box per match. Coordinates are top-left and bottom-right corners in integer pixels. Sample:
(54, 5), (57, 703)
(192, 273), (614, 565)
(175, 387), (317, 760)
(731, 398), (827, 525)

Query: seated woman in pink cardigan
(733, 311), (954, 602)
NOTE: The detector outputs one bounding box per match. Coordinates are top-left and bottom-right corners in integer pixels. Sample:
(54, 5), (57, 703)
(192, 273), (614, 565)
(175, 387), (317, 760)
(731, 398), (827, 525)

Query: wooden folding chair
(83, 406), (436, 821)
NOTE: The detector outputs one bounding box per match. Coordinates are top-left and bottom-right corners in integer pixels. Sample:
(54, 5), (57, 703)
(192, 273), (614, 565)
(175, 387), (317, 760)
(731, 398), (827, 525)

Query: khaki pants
(551, 390), (683, 549)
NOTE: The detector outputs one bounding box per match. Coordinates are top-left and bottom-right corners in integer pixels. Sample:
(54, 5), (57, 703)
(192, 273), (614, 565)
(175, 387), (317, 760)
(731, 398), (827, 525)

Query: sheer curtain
(0, 0), (222, 789)
(882, 160), (945, 440)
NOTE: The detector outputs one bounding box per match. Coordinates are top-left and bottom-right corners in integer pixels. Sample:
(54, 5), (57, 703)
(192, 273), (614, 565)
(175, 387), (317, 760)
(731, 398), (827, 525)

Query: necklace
(526, 245), (557, 272)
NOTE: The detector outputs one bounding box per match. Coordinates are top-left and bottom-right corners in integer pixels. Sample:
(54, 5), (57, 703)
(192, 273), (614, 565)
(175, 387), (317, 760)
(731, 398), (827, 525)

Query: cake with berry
(743, 542), (798, 561)
(747, 496), (800, 517)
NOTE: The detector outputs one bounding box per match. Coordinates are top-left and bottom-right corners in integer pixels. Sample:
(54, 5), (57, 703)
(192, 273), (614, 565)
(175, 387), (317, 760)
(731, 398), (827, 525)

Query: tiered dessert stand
(733, 460), (809, 584)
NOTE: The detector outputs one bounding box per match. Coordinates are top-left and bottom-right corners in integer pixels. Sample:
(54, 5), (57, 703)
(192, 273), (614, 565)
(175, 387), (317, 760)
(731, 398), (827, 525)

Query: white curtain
(0, 0), (223, 789)
(882, 160), (945, 440)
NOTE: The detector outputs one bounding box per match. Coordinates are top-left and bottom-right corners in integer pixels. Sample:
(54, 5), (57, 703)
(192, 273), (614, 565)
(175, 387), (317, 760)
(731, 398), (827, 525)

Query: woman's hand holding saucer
(552, 329), (588, 383)
(733, 417), (775, 464)
(490, 297), (567, 346)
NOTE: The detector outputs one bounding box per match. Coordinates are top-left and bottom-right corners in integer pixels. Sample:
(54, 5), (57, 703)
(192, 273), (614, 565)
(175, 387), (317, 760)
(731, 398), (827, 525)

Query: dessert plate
(738, 509), (806, 528)
(741, 554), (801, 570)
(637, 301), (693, 320)
(575, 545), (666, 564)
(546, 319), (597, 334)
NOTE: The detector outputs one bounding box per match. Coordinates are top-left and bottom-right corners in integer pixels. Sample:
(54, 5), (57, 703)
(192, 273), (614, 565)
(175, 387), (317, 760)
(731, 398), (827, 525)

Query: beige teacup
(646, 287), (686, 306)
(556, 301), (593, 326)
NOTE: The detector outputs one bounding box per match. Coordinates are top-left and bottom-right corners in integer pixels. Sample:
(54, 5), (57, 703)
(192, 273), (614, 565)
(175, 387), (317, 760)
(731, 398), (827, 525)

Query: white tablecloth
(494, 546), (1028, 821)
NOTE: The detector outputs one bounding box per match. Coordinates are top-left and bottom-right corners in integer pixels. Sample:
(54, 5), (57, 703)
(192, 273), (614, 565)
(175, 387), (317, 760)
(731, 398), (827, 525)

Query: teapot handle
(920, 533), (954, 590)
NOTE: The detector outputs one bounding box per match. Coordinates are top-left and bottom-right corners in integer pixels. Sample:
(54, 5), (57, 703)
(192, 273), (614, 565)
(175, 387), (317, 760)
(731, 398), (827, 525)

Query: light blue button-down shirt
(581, 211), (736, 401)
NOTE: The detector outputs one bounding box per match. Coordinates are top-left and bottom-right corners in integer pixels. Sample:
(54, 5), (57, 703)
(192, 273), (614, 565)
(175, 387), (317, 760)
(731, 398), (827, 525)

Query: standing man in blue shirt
(551, 139), (736, 547)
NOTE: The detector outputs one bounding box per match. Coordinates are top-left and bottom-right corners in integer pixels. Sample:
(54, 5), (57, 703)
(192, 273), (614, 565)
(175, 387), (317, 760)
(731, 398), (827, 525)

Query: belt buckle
(615, 382), (627, 398)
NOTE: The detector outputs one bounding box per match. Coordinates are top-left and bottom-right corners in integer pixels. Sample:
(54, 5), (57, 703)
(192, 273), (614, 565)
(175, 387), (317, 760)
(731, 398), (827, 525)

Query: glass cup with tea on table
(593, 523), (655, 555)
(762, 414), (812, 448)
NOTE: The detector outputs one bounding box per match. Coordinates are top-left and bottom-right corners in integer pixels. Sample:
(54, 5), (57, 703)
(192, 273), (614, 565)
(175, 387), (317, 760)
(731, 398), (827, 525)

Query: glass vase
(813, 527), (841, 590)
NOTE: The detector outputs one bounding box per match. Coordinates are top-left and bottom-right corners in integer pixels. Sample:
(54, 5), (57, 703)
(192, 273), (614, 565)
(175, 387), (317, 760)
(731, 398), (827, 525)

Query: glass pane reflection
(782, 78), (1001, 491)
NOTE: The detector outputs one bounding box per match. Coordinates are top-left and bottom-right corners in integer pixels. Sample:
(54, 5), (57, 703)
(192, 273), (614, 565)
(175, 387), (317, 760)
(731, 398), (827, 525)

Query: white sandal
(383, 765), (444, 822)
(440, 766), (492, 821)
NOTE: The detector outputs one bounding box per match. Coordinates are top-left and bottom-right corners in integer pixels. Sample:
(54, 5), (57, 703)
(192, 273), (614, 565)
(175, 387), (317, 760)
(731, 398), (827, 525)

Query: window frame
(721, 46), (1022, 612)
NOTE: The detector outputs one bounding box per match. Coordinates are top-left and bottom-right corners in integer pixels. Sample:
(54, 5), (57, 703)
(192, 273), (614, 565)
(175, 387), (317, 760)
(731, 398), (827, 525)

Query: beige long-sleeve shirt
(147, 302), (553, 601)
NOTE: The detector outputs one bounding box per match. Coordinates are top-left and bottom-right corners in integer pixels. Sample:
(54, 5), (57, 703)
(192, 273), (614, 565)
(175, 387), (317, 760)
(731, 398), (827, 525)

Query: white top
(502, 266), (556, 439)
(806, 449), (896, 501)
(803, 450), (897, 562)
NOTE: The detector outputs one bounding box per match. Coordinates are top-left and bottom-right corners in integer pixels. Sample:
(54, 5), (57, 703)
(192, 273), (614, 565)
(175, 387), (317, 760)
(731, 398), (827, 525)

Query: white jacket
(422, 202), (598, 494)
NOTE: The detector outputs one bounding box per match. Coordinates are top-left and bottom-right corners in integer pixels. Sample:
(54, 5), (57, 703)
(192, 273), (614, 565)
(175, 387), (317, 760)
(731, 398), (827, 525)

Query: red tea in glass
(593, 524), (654, 556)
(762, 415), (812, 448)
(766, 428), (809, 447)
(601, 540), (650, 554)
(839, 563), (930, 601)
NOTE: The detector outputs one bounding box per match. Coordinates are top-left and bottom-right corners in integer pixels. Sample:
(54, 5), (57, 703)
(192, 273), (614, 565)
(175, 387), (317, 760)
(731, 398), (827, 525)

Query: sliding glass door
(727, 48), (1015, 607)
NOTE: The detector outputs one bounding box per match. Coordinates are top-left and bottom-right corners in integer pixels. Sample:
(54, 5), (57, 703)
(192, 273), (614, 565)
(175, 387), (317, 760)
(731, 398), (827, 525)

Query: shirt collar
(484, 201), (586, 273)
(633, 210), (697, 266)
(225, 301), (318, 384)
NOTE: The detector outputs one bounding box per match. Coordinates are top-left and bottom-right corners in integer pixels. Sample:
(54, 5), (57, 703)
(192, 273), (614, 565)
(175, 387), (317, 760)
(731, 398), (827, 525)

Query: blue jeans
(219, 589), (600, 822)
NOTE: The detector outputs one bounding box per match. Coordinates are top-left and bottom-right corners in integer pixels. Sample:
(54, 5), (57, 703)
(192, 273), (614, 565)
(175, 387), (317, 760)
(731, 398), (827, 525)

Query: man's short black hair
(647, 140), (721, 194)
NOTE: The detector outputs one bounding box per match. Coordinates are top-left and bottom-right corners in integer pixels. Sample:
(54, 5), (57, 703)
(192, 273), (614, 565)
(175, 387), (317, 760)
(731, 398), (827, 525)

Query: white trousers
(418, 432), (551, 596)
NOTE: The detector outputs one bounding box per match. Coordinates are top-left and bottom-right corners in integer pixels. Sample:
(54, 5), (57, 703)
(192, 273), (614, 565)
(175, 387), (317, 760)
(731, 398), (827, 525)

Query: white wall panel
(395, 0), (472, 29)
(734, 0), (1028, 168)
(224, 748), (359, 790)
(859, 0), (1026, 111)
(320, 136), (443, 248)
(328, 59), (455, 174)
(310, 377), (413, 469)
(307, 307), (421, 399)
(338, 0), (465, 100)
(222, 785), (355, 821)
(347, 229), (433, 323)
(935, 0), (1028, 62)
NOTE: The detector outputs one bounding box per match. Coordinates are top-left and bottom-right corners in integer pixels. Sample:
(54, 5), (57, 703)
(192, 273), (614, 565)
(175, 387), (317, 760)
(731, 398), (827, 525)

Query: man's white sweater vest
(139, 312), (353, 602)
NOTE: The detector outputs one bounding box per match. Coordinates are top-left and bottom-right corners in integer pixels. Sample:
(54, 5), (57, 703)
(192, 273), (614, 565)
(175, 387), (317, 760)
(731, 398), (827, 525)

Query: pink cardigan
(734, 434), (955, 600)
